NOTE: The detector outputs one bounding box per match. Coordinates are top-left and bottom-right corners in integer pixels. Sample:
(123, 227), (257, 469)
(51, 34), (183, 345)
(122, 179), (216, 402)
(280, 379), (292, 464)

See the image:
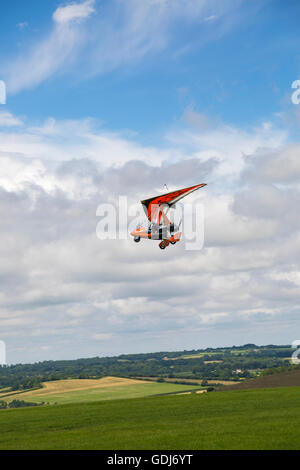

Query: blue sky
(1, 0), (300, 364)
(1, 0), (299, 137)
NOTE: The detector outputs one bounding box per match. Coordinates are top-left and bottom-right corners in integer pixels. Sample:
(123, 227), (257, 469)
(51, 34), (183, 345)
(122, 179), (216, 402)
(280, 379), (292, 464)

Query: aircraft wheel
(134, 237), (141, 242)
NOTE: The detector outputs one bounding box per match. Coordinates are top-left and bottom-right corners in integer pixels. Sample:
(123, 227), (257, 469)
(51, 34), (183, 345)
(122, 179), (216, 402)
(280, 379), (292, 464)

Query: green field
(0, 377), (202, 405)
(164, 351), (224, 360)
(1, 387), (300, 450)
(15, 383), (201, 405)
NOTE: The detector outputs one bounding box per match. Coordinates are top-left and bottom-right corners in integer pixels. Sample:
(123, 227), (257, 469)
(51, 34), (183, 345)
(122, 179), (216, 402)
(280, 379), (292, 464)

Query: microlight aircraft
(130, 183), (206, 249)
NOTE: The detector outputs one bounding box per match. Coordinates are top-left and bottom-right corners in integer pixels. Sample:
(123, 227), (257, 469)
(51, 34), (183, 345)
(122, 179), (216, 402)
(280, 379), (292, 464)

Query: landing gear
(134, 237), (141, 242)
(159, 240), (169, 250)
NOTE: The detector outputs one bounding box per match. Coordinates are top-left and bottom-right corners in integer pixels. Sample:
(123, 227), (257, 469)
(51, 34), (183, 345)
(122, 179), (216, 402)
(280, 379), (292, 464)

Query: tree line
(0, 344), (293, 392)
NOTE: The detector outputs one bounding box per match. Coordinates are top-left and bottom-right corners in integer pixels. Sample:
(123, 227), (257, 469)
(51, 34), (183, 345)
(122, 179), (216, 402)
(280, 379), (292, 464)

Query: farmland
(1, 387), (300, 449)
(1, 347), (300, 450)
(0, 344), (293, 394)
(0, 376), (202, 405)
(220, 367), (300, 391)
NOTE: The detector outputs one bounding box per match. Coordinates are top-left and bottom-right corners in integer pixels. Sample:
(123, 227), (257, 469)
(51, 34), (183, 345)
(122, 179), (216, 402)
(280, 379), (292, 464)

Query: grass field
(0, 376), (202, 405)
(1, 387), (300, 449)
(163, 351), (224, 360)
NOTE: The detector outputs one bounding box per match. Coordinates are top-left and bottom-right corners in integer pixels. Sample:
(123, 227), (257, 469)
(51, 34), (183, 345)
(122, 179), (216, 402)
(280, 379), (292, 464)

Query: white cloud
(53, 0), (95, 24)
(4, 0), (252, 94)
(92, 333), (114, 341)
(17, 22), (29, 30)
(241, 144), (300, 183)
(0, 111), (23, 127)
(0, 111), (299, 362)
(204, 15), (217, 22)
(167, 113), (287, 180)
(5, 1), (95, 93)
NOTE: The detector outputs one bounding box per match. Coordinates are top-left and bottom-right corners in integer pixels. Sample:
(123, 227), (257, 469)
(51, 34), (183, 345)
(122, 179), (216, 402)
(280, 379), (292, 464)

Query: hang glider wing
(141, 183), (206, 222)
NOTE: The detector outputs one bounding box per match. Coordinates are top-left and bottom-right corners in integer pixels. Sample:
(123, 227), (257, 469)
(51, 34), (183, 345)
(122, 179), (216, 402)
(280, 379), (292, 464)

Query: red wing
(141, 183), (206, 222)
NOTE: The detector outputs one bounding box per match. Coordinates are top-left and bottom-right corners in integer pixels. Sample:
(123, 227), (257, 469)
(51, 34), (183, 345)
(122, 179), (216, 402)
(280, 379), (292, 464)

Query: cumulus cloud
(167, 114), (287, 180)
(53, 0), (95, 24)
(241, 144), (300, 183)
(0, 110), (300, 362)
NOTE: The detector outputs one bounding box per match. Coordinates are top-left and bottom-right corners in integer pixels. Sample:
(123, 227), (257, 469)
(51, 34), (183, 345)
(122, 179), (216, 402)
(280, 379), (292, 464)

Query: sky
(0, 0), (300, 364)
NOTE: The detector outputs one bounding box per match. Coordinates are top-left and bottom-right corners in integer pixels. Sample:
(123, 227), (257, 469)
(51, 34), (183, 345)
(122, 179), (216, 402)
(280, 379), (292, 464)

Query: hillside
(1, 387), (300, 449)
(220, 368), (300, 391)
(0, 376), (202, 405)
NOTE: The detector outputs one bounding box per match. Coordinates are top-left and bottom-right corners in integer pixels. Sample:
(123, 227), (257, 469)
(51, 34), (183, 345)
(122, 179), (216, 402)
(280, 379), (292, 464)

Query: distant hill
(220, 368), (300, 391)
(0, 344), (293, 392)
